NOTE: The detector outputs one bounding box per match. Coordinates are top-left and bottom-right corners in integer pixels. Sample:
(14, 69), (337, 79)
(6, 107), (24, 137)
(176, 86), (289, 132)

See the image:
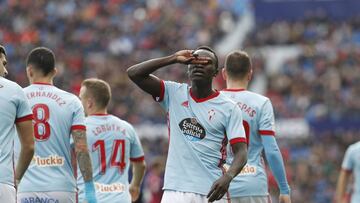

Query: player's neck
(226, 80), (248, 90)
(31, 77), (53, 85)
(190, 80), (215, 99)
(89, 109), (108, 116)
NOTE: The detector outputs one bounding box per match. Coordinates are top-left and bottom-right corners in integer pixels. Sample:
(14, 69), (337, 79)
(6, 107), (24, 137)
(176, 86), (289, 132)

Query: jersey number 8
(32, 104), (51, 141)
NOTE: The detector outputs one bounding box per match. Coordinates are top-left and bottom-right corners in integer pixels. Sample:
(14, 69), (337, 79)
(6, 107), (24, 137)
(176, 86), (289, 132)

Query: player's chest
(169, 99), (226, 140)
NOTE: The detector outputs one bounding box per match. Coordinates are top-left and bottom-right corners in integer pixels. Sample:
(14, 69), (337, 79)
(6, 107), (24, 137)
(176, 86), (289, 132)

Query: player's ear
(26, 65), (33, 78)
(248, 69), (253, 81)
(221, 68), (227, 80)
(53, 67), (58, 77)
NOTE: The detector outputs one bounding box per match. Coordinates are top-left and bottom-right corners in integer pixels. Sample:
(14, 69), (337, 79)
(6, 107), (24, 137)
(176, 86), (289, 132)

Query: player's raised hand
(279, 194), (291, 203)
(174, 50), (210, 65)
(129, 184), (141, 202)
(207, 173), (232, 202)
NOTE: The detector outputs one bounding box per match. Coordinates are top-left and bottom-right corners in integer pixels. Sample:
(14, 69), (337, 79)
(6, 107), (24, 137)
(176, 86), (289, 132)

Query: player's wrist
(84, 181), (96, 193)
(224, 171), (235, 180)
(279, 185), (291, 195)
(84, 181), (97, 202)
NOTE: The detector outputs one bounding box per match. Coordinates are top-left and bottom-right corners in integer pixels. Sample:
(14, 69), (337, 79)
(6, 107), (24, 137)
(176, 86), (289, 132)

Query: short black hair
(195, 46), (219, 73)
(26, 47), (55, 76)
(0, 45), (6, 56)
(225, 51), (251, 79)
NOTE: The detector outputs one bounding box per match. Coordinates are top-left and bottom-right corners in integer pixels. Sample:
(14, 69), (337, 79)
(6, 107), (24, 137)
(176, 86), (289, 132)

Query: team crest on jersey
(208, 109), (215, 121)
(179, 118), (206, 141)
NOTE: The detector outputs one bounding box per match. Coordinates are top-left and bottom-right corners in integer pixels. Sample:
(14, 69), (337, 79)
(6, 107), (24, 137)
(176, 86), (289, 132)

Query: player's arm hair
(227, 142), (247, 177)
(127, 55), (177, 97)
(336, 169), (351, 203)
(15, 120), (35, 182)
(72, 129), (93, 182)
(130, 160), (146, 187)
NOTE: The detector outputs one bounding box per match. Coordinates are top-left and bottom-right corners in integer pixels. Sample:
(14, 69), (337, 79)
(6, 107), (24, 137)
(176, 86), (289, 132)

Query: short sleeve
(70, 98), (86, 131)
(128, 125), (145, 162)
(258, 99), (276, 136)
(15, 87), (33, 123)
(154, 80), (181, 111)
(227, 104), (247, 145)
(342, 146), (354, 171)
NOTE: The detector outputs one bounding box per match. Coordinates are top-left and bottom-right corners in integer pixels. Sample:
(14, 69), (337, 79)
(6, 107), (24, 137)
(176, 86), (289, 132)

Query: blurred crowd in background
(1, 0), (359, 203)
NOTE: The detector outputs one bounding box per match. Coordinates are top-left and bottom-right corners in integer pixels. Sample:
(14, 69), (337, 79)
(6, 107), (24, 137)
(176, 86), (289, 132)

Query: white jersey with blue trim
(0, 77), (32, 187)
(77, 114), (144, 203)
(15, 83), (86, 192)
(342, 141), (360, 203)
(155, 81), (246, 196)
(222, 89), (276, 197)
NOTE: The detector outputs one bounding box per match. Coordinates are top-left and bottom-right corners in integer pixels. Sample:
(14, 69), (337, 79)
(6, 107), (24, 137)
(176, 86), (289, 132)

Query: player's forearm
(15, 120), (35, 182)
(335, 170), (349, 202)
(16, 143), (34, 181)
(72, 130), (94, 182)
(130, 161), (146, 187)
(262, 137), (290, 194)
(227, 142), (247, 178)
(127, 55), (177, 79)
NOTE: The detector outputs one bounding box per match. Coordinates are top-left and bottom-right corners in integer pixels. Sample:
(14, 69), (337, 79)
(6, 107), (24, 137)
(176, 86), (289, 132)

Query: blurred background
(1, 0), (360, 202)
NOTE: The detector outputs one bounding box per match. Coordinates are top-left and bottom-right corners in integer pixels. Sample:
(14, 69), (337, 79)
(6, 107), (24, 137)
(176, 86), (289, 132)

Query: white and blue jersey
(16, 82), (86, 193)
(0, 77), (32, 187)
(77, 114), (144, 203)
(342, 141), (360, 203)
(155, 81), (246, 196)
(222, 89), (287, 197)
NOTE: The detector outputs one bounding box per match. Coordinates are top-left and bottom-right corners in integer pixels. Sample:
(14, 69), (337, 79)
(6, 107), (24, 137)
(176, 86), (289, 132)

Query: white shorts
(17, 191), (76, 203)
(0, 183), (16, 203)
(230, 196), (270, 203)
(161, 190), (230, 203)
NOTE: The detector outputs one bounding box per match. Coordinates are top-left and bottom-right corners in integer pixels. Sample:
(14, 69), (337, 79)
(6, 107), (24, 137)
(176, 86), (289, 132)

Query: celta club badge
(208, 109), (215, 121)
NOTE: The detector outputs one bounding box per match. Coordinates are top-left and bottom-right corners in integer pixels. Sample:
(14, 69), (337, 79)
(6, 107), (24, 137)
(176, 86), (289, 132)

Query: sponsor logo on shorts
(31, 155), (64, 167)
(95, 182), (126, 193)
(21, 197), (59, 203)
(179, 118), (206, 141)
(223, 164), (257, 176)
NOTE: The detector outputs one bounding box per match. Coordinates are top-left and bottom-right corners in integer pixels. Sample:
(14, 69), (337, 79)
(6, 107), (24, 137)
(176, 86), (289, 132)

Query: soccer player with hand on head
(77, 78), (146, 203)
(15, 47), (97, 203)
(0, 45), (34, 203)
(221, 51), (291, 203)
(127, 46), (248, 203)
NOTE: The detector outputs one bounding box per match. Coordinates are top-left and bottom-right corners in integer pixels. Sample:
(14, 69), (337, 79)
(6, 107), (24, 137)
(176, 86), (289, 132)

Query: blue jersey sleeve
(155, 80), (181, 111)
(128, 125), (145, 161)
(70, 98), (86, 130)
(258, 99), (275, 136)
(262, 136), (290, 194)
(342, 145), (354, 171)
(227, 104), (246, 145)
(15, 87), (32, 122)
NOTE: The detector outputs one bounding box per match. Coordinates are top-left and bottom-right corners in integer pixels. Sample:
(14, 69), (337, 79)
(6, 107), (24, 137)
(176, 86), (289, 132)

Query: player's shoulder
(348, 141), (360, 152)
(114, 116), (135, 130)
(221, 89), (271, 106)
(218, 91), (237, 105)
(164, 80), (188, 90)
(0, 77), (23, 91)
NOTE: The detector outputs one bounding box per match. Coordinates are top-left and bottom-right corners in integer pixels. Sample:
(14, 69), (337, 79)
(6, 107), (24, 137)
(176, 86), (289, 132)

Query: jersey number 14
(93, 139), (126, 175)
